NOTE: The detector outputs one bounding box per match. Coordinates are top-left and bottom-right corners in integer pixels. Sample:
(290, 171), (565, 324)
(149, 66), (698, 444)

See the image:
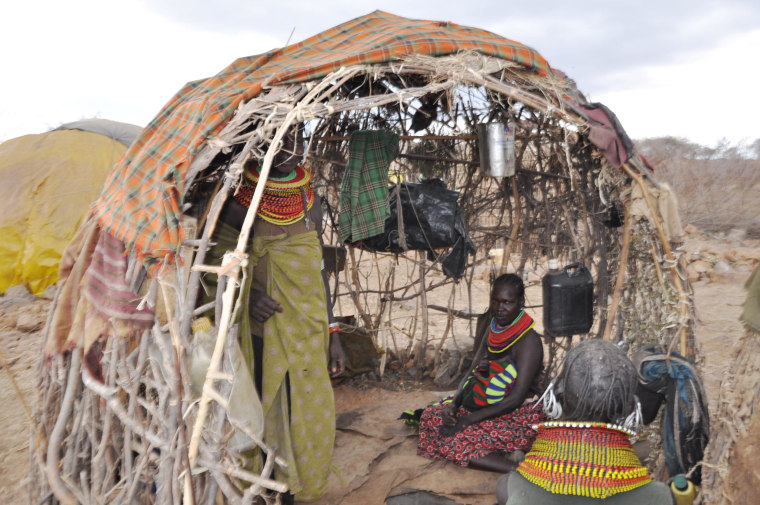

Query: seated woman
(497, 339), (674, 505)
(417, 273), (545, 473)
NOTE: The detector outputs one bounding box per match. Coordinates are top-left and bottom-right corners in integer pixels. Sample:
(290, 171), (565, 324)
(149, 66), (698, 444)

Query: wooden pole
(499, 178), (521, 274)
(45, 350), (80, 505)
(603, 205), (632, 341)
(317, 134), (477, 142)
(621, 161), (691, 356)
(414, 253), (429, 377)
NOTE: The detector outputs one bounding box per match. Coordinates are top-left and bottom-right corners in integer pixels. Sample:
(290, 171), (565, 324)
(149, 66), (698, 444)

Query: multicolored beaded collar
(233, 164), (314, 225)
(517, 421), (650, 499)
(488, 310), (535, 354)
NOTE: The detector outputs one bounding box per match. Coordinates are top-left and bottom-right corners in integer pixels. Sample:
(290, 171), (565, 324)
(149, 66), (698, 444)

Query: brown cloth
(580, 103), (635, 169)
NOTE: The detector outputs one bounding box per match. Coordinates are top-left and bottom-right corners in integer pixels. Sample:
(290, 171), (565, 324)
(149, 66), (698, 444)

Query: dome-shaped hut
(32, 11), (696, 504)
(0, 119), (141, 295)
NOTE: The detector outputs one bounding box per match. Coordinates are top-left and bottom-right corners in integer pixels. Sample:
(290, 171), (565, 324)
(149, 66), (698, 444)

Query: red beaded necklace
(488, 310), (535, 353)
(233, 164), (314, 225)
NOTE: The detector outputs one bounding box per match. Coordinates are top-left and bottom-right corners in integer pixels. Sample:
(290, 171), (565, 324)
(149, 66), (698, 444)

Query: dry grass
(637, 137), (760, 235)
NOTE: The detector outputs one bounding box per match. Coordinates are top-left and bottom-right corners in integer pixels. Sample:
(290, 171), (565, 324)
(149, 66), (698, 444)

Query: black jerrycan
(542, 261), (594, 336)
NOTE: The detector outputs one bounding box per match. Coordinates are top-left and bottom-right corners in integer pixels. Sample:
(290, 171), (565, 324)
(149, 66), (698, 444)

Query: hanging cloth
(338, 129), (399, 244)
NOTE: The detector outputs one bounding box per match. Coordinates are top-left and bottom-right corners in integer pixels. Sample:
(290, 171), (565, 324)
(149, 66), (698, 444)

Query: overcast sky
(2, 0), (758, 147)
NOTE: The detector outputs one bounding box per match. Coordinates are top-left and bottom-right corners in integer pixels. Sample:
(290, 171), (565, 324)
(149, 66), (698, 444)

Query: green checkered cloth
(338, 130), (399, 244)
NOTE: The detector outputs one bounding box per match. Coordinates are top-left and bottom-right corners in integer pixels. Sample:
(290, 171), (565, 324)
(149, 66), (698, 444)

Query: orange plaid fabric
(92, 10), (553, 273)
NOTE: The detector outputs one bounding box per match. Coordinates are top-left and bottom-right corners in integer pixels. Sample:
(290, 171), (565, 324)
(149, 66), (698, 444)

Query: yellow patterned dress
(206, 165), (335, 500)
(248, 223), (335, 501)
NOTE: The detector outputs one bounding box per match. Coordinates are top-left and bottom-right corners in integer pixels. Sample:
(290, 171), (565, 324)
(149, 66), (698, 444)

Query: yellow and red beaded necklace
(233, 163), (314, 225)
(517, 421), (651, 498)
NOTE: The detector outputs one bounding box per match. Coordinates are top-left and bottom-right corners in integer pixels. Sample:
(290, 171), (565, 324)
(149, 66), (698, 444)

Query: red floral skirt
(417, 401), (544, 466)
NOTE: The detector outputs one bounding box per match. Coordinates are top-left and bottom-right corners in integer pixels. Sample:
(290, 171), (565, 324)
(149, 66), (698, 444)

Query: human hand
(249, 289), (283, 322)
(440, 415), (469, 437)
(438, 405), (460, 437)
(441, 404), (458, 426)
(439, 423), (456, 437)
(476, 356), (490, 376)
(328, 334), (346, 377)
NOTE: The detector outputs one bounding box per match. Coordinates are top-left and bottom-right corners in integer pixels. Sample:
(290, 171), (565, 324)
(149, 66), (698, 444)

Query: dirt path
(0, 297), (48, 501)
(1, 233), (755, 503)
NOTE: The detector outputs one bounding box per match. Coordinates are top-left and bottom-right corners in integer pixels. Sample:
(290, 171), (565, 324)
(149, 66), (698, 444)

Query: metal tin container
(478, 122), (516, 178)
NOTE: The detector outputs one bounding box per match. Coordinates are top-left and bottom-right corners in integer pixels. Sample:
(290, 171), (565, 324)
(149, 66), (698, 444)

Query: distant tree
(637, 136), (759, 162)
(750, 138), (760, 160)
(709, 138), (746, 160)
(636, 136), (704, 164)
(634, 136), (760, 234)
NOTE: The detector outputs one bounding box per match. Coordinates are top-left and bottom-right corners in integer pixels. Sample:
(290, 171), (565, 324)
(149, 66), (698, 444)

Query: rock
(42, 284), (57, 300)
(726, 228), (747, 242)
(742, 249), (760, 262)
(685, 264), (702, 283)
(708, 270), (746, 284)
(433, 351), (462, 388)
(16, 312), (42, 332)
(3, 284), (33, 300)
(488, 248), (504, 260)
(684, 224), (700, 236)
(338, 326), (379, 376)
(0, 284), (37, 309)
(724, 250), (740, 264)
(712, 261), (731, 274)
(424, 354), (436, 369)
(708, 260), (748, 283)
(690, 260), (711, 274)
(735, 264), (752, 274)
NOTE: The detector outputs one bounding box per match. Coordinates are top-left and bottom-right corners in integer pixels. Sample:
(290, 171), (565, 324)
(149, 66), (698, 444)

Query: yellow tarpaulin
(0, 125), (136, 295)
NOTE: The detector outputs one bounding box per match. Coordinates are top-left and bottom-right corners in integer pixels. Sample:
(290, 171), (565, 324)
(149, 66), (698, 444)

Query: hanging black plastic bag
(359, 179), (474, 278)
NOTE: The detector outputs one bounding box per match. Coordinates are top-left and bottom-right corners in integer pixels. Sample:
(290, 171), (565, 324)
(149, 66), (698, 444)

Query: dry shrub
(637, 137), (760, 235)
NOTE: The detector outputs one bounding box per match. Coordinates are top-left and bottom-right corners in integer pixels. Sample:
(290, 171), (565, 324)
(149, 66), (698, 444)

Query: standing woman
(417, 273), (545, 473)
(210, 124), (346, 502)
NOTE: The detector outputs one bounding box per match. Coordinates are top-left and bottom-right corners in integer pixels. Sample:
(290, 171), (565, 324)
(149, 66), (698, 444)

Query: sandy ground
(0, 232), (756, 504)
